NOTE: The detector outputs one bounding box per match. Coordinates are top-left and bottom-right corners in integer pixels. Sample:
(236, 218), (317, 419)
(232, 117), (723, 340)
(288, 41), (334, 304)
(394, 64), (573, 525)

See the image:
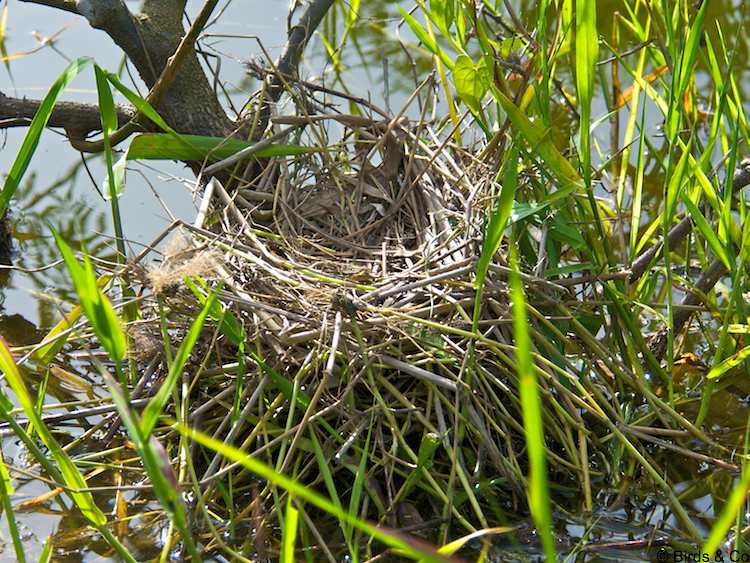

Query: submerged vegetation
(2, 0), (750, 561)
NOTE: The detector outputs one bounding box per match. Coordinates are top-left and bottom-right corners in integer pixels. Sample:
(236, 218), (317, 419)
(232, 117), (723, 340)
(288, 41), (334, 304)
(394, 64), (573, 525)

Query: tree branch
(269, 0), (336, 102)
(0, 91), (134, 137)
(18, 0), (78, 15)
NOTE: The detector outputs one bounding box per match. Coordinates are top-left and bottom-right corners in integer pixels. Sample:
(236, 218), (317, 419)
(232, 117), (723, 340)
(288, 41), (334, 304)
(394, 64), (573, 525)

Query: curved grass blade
(175, 422), (454, 563)
(0, 57), (92, 217)
(492, 87), (582, 196)
(51, 228), (126, 364)
(0, 338), (106, 527)
(140, 283), (220, 437)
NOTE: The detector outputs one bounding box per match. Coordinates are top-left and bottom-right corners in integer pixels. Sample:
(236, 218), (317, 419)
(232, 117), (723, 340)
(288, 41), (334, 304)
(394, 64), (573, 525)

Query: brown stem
(0, 91), (134, 137)
(630, 157), (750, 282)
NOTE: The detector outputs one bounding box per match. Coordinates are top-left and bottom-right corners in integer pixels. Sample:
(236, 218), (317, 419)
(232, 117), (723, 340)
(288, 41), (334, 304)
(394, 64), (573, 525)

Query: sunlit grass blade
(707, 345), (750, 381)
(38, 535), (52, 563)
(281, 496), (300, 563)
(473, 144), (519, 332)
(0, 338), (106, 527)
(702, 461), (750, 555)
(491, 86), (582, 196)
(0, 57), (91, 217)
(665, 0), (708, 142)
(94, 64), (126, 261)
(174, 422), (453, 563)
(127, 133), (316, 161)
(51, 228), (126, 364)
(140, 284), (219, 437)
(438, 527), (514, 556)
(509, 247), (556, 562)
(398, 6), (453, 69)
(0, 446), (24, 563)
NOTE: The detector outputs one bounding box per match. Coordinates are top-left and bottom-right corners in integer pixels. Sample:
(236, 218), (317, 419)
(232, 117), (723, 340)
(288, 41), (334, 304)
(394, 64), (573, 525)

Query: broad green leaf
(51, 229), (126, 363)
(492, 87), (583, 195)
(127, 133), (315, 161)
(452, 54), (491, 113)
(0, 57), (92, 217)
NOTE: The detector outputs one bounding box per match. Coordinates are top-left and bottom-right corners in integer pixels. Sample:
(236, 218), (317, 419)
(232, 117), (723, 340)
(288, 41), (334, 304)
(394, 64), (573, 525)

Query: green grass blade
(174, 422), (453, 563)
(127, 133), (316, 161)
(680, 192), (732, 270)
(491, 87), (582, 195)
(37, 536), (52, 563)
(140, 284), (219, 437)
(51, 228), (126, 364)
(0, 57), (91, 216)
(509, 247), (556, 562)
(473, 144), (519, 333)
(0, 447), (24, 563)
(707, 345), (750, 381)
(0, 339), (107, 527)
(94, 64), (127, 261)
(702, 462), (750, 555)
(282, 496), (300, 563)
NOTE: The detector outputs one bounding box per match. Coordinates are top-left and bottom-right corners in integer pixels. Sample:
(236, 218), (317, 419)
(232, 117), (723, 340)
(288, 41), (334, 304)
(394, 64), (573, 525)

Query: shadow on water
(1, 0), (750, 561)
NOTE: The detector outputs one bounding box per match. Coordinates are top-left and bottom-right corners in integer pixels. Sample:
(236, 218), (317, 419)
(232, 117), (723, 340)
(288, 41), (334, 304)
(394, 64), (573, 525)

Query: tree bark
(0, 92), (134, 136)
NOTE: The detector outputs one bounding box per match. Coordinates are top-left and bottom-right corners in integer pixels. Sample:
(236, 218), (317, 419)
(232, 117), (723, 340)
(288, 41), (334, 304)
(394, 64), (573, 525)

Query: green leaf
(0, 339), (107, 527)
(473, 145), (519, 332)
(127, 133), (315, 161)
(281, 496), (300, 563)
(51, 228), (126, 363)
(0, 446), (24, 563)
(429, 0), (454, 35)
(452, 54), (491, 113)
(681, 192), (732, 270)
(492, 87), (583, 196)
(399, 7), (453, 69)
(509, 246), (557, 562)
(174, 422), (453, 563)
(0, 57), (92, 217)
(140, 285), (220, 437)
(707, 345), (750, 381)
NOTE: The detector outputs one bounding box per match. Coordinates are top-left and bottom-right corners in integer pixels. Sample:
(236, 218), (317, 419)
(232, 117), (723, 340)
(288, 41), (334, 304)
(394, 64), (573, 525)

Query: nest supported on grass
(25, 81), (750, 558)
